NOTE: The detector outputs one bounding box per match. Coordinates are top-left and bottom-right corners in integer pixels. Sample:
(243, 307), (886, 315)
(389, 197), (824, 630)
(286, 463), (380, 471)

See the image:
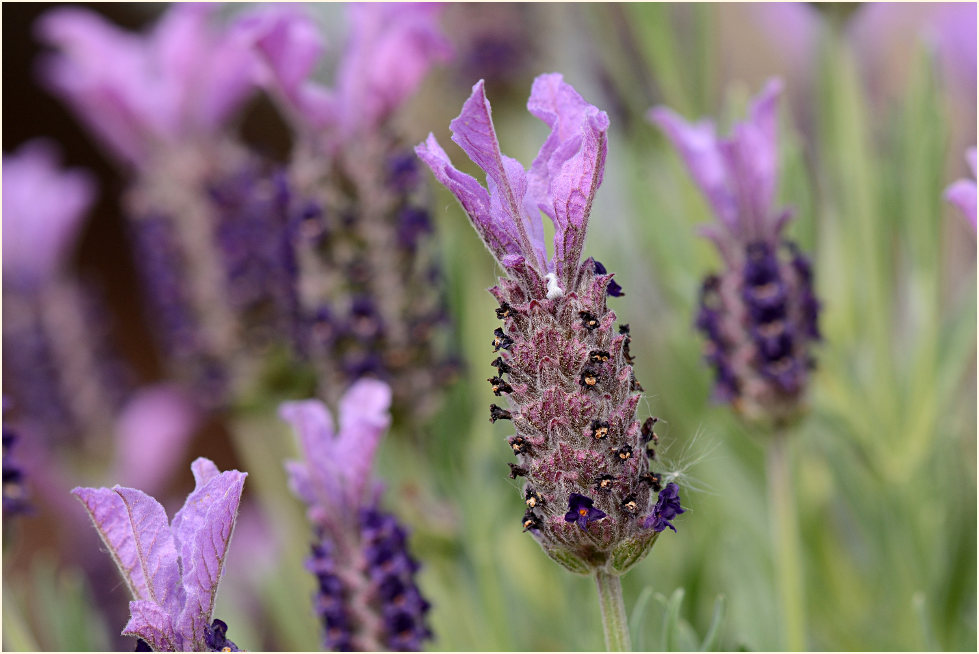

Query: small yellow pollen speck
(578, 508), (588, 516)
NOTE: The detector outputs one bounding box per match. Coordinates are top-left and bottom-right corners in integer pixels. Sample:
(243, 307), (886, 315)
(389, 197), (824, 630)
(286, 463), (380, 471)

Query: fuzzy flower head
(36, 3), (257, 167)
(417, 75), (681, 576)
(2, 140), (95, 291)
(72, 458), (246, 651)
(945, 147), (977, 233)
(652, 80), (821, 425)
(280, 380), (431, 650)
(240, 3), (452, 145)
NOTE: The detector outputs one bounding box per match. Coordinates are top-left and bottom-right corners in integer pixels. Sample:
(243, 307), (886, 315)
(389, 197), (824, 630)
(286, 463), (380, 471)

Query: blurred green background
(2, 3), (975, 651)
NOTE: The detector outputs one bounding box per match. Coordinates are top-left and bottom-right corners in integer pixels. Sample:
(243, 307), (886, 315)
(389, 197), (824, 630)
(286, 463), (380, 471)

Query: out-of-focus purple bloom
(848, 3), (977, 117)
(653, 80), (821, 425)
(37, 5), (299, 408)
(238, 3), (459, 423)
(242, 3), (452, 141)
(112, 385), (200, 497)
(945, 147), (977, 233)
(418, 75), (673, 576)
(36, 4), (257, 167)
(642, 483), (686, 533)
(72, 458), (246, 651)
(651, 79), (785, 250)
(2, 140), (95, 292)
(2, 145), (131, 443)
(279, 380), (431, 650)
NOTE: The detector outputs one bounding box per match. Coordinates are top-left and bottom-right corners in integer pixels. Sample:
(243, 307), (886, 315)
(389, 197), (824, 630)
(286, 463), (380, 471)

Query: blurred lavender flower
(945, 147), (977, 233)
(2, 140), (131, 443)
(72, 458), (247, 651)
(442, 3), (539, 93)
(241, 4), (459, 423)
(38, 4), (298, 407)
(1, 140), (93, 292)
(417, 74), (680, 575)
(280, 379), (431, 650)
(651, 79), (821, 426)
(111, 385), (201, 497)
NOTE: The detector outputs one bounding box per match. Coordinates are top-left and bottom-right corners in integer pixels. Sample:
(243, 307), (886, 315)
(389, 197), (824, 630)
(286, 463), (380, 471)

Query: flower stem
(766, 431), (806, 651)
(595, 569), (632, 651)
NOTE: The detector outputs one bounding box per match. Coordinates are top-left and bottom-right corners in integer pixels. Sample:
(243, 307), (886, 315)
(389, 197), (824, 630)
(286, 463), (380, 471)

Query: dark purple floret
(359, 508), (431, 651)
(210, 164), (299, 351)
(643, 483), (685, 533)
(308, 538), (355, 651)
(2, 424), (30, 516)
(593, 260), (624, 297)
(564, 493), (607, 531)
(203, 618), (240, 652)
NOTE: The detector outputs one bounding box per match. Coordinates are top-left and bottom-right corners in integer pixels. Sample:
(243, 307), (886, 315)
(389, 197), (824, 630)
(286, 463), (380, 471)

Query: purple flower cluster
(652, 80), (821, 426)
(72, 458), (247, 651)
(2, 141), (132, 443)
(242, 4), (459, 422)
(38, 5), (298, 407)
(417, 74), (683, 575)
(280, 380), (431, 650)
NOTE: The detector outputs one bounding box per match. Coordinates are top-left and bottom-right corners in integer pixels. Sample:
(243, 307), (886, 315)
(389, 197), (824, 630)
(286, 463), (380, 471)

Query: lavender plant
(651, 79), (821, 428)
(241, 4), (459, 424)
(72, 458), (247, 651)
(651, 79), (820, 650)
(945, 147), (977, 233)
(279, 379), (431, 651)
(2, 140), (130, 444)
(416, 73), (684, 650)
(37, 4), (298, 408)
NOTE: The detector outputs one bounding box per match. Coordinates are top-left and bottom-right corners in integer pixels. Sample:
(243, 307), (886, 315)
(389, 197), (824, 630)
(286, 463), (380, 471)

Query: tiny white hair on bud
(544, 273), (564, 299)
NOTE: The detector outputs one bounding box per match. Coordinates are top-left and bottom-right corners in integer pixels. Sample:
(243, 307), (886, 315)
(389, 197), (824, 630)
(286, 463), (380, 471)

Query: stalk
(766, 430), (806, 651)
(595, 569), (632, 651)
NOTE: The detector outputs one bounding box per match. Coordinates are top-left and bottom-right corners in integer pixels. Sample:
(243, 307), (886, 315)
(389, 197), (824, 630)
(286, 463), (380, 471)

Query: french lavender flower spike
(418, 74), (685, 650)
(72, 457), (246, 651)
(3, 140), (133, 445)
(652, 80), (818, 651)
(239, 4), (459, 424)
(945, 146), (977, 234)
(279, 379), (432, 651)
(651, 79), (822, 429)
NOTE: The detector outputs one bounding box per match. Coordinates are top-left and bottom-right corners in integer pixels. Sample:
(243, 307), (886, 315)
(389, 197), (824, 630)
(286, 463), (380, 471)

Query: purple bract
(945, 147), (977, 233)
(72, 458), (247, 651)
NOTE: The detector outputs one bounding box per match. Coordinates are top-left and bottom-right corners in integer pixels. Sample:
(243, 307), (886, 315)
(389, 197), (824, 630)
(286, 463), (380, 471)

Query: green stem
(595, 570), (632, 651)
(766, 431), (806, 651)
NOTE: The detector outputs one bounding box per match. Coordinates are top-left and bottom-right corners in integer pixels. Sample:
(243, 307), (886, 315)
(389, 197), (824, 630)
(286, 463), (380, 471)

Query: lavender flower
(1, 140), (94, 291)
(416, 74), (681, 575)
(242, 4), (459, 423)
(651, 79), (821, 426)
(72, 458), (247, 651)
(111, 385), (201, 497)
(38, 5), (296, 407)
(279, 380), (431, 650)
(945, 147), (977, 233)
(2, 141), (131, 443)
